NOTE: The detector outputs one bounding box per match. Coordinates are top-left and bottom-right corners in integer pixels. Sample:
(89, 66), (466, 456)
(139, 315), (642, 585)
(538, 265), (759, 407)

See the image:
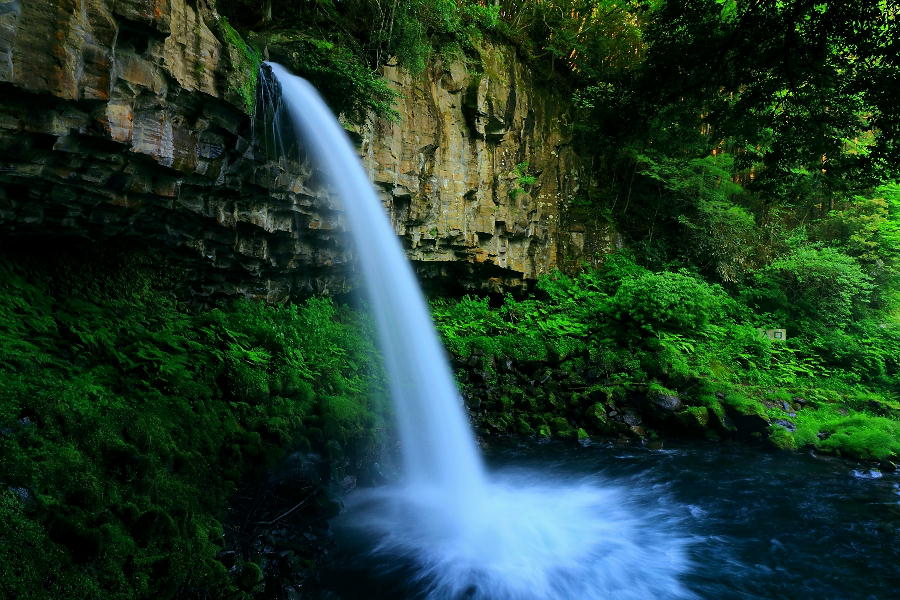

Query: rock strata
(0, 0), (353, 300)
(360, 42), (621, 290)
(1, 0), (618, 298)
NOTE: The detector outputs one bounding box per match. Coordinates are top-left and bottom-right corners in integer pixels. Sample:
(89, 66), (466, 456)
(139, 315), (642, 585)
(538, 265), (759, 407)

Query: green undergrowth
(692, 384), (899, 460)
(263, 30), (400, 122)
(0, 246), (895, 597)
(0, 252), (384, 599)
(217, 16), (263, 113)
(432, 254), (899, 461)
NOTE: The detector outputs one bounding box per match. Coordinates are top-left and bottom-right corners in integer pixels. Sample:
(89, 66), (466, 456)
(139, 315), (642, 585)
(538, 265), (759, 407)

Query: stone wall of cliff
(0, 0), (353, 301)
(359, 42), (620, 291)
(0, 0), (619, 299)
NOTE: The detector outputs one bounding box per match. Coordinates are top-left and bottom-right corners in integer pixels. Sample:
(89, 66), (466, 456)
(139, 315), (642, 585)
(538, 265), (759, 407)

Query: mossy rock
(515, 416), (533, 435)
(549, 416), (574, 438)
(236, 561), (263, 591)
(676, 405), (710, 431)
(768, 425), (797, 450)
(215, 17), (261, 113)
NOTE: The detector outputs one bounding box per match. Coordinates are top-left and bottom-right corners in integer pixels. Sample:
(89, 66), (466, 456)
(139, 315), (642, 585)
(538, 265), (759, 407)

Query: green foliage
(264, 31), (400, 121)
(432, 252), (897, 460)
(813, 183), (900, 302)
(563, 2), (899, 300)
(0, 253), (384, 599)
(634, 0), (898, 185)
(509, 161), (538, 199)
(746, 245), (874, 328)
(217, 16), (262, 113)
(490, 0), (646, 79)
(610, 270), (730, 332)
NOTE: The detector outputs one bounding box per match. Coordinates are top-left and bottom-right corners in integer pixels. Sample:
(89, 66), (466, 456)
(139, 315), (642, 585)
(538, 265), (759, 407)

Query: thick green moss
(217, 16), (262, 113)
(0, 251), (384, 598)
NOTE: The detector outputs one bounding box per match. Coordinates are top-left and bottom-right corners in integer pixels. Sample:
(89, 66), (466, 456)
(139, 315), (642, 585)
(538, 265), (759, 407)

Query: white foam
(340, 471), (696, 600)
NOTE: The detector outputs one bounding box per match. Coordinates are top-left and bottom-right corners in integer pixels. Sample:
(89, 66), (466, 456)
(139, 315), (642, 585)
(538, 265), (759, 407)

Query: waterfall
(262, 62), (486, 498)
(262, 63), (694, 600)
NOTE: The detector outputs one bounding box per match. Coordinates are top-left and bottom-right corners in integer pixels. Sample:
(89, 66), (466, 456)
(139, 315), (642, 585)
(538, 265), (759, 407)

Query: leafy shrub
(746, 245), (874, 328)
(610, 270), (730, 332)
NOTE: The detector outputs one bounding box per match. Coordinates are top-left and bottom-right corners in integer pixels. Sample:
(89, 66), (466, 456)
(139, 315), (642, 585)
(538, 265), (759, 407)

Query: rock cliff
(0, 0), (618, 299)
(0, 0), (351, 300)
(360, 43), (619, 291)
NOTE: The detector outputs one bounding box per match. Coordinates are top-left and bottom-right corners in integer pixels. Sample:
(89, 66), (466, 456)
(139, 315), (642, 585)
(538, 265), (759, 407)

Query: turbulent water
(335, 474), (694, 599)
(328, 442), (900, 600)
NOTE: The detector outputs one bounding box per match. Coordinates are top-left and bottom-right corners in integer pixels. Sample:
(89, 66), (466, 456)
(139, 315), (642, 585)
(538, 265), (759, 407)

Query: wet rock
(723, 404), (769, 438)
(646, 438), (664, 450)
(629, 425), (647, 437)
(337, 475), (356, 494)
(651, 393), (682, 413)
(217, 550), (239, 569)
(773, 419), (796, 432)
(622, 412), (642, 427)
(8, 486), (34, 505)
(285, 588), (311, 600)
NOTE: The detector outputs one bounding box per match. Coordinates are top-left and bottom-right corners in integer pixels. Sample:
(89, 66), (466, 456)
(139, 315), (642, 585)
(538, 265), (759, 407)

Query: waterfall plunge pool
(322, 441), (899, 600)
(260, 64), (897, 600)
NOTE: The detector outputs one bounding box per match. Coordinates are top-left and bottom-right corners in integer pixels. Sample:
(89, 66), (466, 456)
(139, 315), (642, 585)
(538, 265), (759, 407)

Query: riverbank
(0, 248), (896, 598)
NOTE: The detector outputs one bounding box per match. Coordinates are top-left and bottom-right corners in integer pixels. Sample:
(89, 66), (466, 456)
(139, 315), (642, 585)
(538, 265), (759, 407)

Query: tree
(635, 0), (899, 194)
(747, 245), (875, 328)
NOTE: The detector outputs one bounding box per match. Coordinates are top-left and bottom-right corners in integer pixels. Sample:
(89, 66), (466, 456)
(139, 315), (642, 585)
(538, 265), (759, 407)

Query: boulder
(651, 393), (683, 413)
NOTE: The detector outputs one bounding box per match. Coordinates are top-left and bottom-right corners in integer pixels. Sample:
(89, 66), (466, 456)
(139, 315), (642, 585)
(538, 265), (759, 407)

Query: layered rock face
(0, 0), (351, 300)
(361, 44), (620, 291)
(0, 0), (618, 298)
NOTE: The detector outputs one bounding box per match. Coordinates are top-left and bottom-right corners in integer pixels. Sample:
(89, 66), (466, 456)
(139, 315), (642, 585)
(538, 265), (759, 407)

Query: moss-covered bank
(1, 246), (896, 598)
(433, 256), (899, 463)
(0, 247), (384, 599)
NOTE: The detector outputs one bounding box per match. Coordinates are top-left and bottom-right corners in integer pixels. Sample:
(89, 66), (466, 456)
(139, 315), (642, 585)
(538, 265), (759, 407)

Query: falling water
(262, 62), (486, 497)
(262, 63), (695, 600)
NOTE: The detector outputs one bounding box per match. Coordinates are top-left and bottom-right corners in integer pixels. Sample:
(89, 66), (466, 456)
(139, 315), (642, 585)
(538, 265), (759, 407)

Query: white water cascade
(263, 63), (695, 600)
